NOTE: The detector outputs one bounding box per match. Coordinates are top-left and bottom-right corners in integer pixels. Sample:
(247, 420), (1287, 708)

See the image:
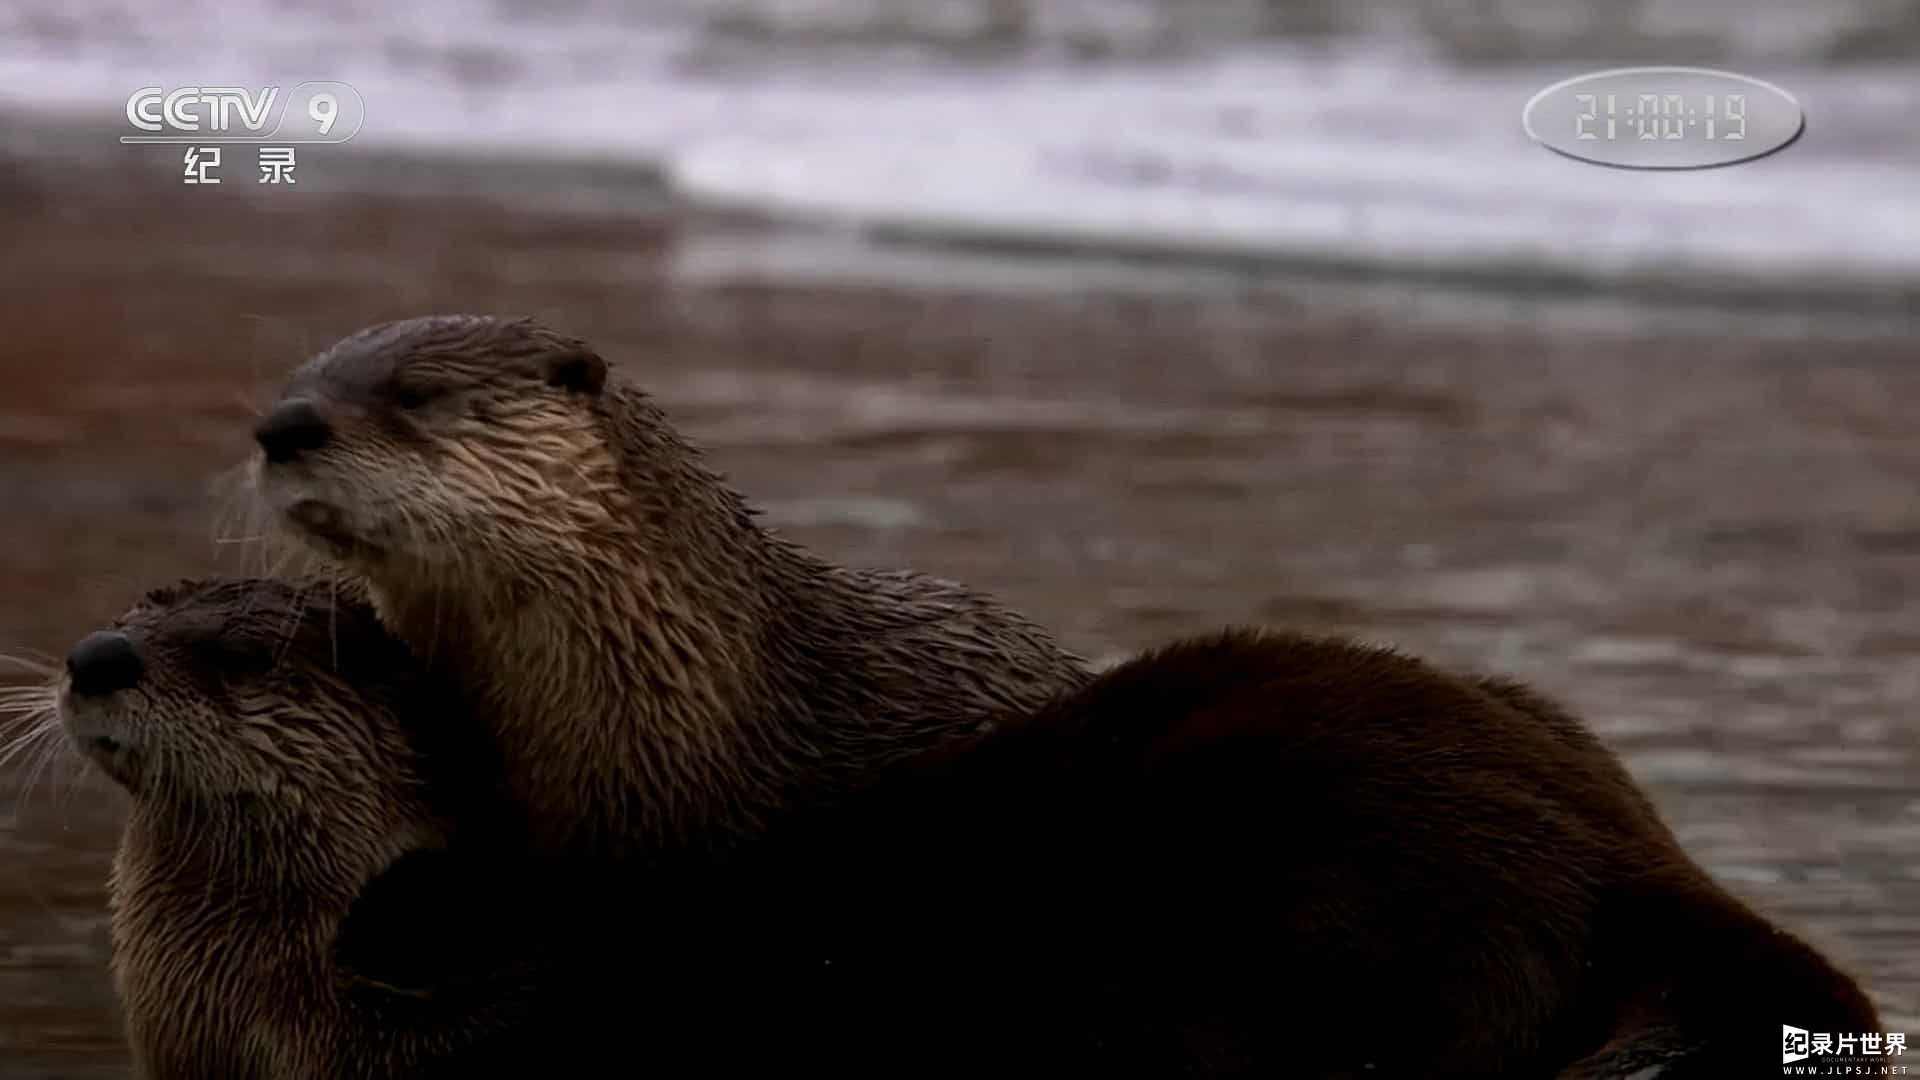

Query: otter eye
(393, 385), (431, 411)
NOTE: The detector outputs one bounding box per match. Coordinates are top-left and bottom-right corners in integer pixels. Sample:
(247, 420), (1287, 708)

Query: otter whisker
(2, 713), (65, 802)
(229, 388), (264, 419)
(0, 691), (55, 711)
(0, 684), (58, 717)
(0, 652), (59, 677)
(210, 462), (277, 577)
(270, 566), (340, 666)
(0, 718), (58, 772)
(46, 744), (97, 814)
(275, 541), (324, 582)
(233, 540), (314, 626)
(244, 506), (286, 580)
(0, 746), (42, 783)
(272, 582), (319, 667)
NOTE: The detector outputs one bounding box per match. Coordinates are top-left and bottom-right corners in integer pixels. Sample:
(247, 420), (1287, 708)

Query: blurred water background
(3, 0), (1919, 297)
(0, 1), (1916, 1075)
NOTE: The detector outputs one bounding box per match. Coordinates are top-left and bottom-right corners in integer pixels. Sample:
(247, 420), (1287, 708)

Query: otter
(337, 627), (1882, 1077)
(28, 576), (915, 1077)
(19, 584), (1879, 1075)
(765, 629), (1885, 1076)
(38, 578), (594, 1079)
(249, 314), (1090, 856)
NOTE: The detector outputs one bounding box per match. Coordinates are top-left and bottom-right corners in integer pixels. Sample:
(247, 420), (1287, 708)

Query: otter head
(57, 577), (464, 875)
(251, 315), (624, 598)
(44, 580), (567, 1075)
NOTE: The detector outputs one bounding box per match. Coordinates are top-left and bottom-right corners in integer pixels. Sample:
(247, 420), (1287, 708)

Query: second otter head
(251, 315), (628, 589)
(58, 578), (458, 851)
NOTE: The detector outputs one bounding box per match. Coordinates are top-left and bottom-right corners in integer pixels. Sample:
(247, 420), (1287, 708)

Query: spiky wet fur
(255, 315), (1090, 855)
(10, 590), (1883, 1076)
(43, 579), (538, 1079)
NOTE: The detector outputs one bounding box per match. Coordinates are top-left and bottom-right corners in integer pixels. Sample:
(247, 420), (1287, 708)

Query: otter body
(241, 314), (1878, 1074)
(254, 314), (1089, 856)
(52, 580), (571, 1079)
(39, 584), (1877, 1075)
(716, 628), (1883, 1076)
(332, 628), (1878, 1077)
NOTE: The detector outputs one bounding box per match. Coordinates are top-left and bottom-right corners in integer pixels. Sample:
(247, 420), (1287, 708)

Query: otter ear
(546, 350), (606, 395)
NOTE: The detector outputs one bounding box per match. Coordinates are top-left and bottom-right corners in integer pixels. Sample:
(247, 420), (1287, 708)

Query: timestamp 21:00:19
(1574, 94), (1747, 140)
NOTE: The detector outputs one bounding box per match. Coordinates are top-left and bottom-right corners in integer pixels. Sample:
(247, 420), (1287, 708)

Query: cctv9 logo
(123, 81), (365, 143)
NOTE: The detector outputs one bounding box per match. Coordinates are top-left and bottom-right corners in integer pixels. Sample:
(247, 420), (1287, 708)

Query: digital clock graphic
(1522, 67), (1804, 169)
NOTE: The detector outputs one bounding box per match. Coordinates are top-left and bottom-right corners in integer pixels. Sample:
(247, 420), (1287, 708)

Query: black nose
(66, 631), (144, 697)
(255, 399), (331, 463)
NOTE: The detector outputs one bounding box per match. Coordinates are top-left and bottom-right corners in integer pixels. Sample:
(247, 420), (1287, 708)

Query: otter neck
(126, 799), (403, 903)
(373, 515), (1068, 856)
(373, 536), (873, 852)
(113, 808), (361, 1077)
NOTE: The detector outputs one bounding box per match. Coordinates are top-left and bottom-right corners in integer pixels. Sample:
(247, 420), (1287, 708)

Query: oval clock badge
(1522, 67), (1804, 169)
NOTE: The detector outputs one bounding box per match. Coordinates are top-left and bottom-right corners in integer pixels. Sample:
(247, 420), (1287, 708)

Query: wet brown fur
(246, 316), (1881, 1073)
(55, 579), (562, 1079)
(721, 627), (1884, 1076)
(255, 314), (1090, 856)
(338, 627), (1883, 1076)
(54, 585), (1879, 1076)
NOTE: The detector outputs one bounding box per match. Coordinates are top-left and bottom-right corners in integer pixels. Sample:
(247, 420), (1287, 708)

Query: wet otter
(235, 316), (1881, 1071)
(40, 578), (581, 1079)
(335, 627), (1880, 1077)
(22, 583), (1879, 1075)
(30, 577), (909, 1077)
(765, 629), (1885, 1076)
(250, 314), (1089, 856)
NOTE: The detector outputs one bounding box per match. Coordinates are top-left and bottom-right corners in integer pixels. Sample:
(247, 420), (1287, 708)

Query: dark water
(0, 136), (1915, 1075)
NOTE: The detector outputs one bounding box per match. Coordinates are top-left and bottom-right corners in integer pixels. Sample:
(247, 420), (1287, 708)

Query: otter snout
(66, 631), (144, 697)
(256, 398), (332, 463)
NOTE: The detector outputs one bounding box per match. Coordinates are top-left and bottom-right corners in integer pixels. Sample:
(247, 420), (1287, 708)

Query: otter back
(344, 627), (1881, 1076)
